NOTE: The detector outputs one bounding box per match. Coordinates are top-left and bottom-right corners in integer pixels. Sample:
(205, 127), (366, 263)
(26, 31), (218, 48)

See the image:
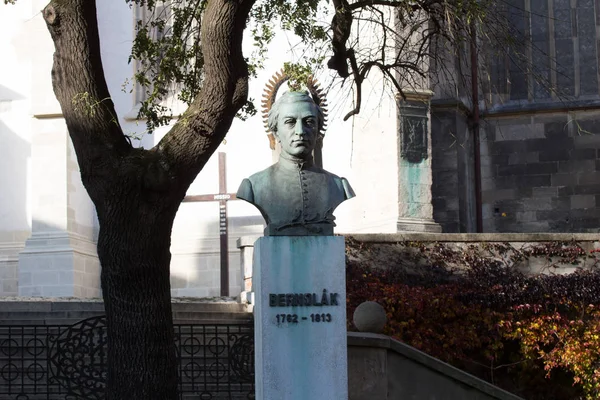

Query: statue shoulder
(327, 171), (355, 200)
(340, 177), (356, 200)
(236, 165), (277, 203)
(236, 178), (254, 202)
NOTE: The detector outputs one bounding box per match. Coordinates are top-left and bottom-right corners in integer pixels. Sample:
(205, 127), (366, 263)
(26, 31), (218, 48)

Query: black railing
(0, 316), (254, 400)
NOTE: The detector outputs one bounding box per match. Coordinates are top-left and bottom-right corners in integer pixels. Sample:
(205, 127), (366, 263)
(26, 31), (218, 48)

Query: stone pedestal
(253, 236), (348, 400)
(397, 91), (442, 233)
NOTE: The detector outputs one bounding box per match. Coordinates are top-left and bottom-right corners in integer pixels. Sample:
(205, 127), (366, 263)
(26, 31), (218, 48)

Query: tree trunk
(43, 0), (254, 398)
(97, 193), (180, 400)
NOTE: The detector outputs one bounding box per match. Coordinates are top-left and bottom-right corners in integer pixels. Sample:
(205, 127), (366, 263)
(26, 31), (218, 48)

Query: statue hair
(267, 91), (325, 134)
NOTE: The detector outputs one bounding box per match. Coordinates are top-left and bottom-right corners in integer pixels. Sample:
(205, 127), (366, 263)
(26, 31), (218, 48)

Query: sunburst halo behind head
(261, 68), (328, 150)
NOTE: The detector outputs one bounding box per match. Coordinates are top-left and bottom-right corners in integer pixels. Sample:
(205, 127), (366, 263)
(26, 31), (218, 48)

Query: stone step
(0, 300), (248, 312)
(0, 300), (252, 326)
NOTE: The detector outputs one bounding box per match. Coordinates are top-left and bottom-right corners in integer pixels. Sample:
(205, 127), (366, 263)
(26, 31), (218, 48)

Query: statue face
(275, 100), (319, 159)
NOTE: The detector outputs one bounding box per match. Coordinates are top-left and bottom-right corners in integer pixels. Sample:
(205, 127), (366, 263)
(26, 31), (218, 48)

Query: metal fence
(0, 316), (254, 400)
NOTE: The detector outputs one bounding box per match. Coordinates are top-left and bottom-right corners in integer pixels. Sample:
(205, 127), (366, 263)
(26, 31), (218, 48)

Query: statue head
(267, 91), (325, 159)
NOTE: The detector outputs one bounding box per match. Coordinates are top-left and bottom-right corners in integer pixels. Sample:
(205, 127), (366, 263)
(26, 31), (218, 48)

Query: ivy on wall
(346, 240), (600, 400)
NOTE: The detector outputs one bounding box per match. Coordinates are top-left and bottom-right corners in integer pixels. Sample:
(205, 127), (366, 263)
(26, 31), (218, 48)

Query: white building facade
(0, 0), (435, 298)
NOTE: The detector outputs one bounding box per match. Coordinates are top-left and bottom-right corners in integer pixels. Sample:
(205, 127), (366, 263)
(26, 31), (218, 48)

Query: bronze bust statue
(237, 89), (355, 236)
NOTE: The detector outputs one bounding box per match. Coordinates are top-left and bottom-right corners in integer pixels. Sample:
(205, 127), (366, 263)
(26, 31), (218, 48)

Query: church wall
(430, 108), (478, 233)
(0, 1), (35, 296)
(431, 0), (600, 233)
(430, 110), (459, 232)
(480, 110), (600, 232)
(431, 107), (600, 233)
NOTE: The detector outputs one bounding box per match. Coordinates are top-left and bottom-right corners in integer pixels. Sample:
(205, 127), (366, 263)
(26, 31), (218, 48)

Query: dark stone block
(432, 155), (458, 170)
(483, 189), (517, 202)
(493, 141), (527, 155)
(526, 137), (573, 152)
(495, 176), (517, 189)
(537, 209), (571, 221)
(552, 196), (572, 210)
(525, 162), (559, 174)
(578, 171), (600, 184)
(570, 208), (600, 218)
(498, 164), (526, 176)
(540, 148), (571, 162)
(574, 184), (600, 194)
(597, 159), (600, 170)
(597, 149), (600, 159)
(552, 173), (575, 186)
(495, 199), (525, 212)
(432, 198), (447, 210)
(533, 186), (558, 197)
(558, 160), (596, 173)
(544, 121), (569, 139)
(445, 210), (459, 221)
(564, 216), (600, 229)
(527, 152), (540, 163)
(434, 170), (459, 186)
(572, 119), (600, 134)
(518, 186), (534, 197)
(577, 218), (600, 229)
(570, 194), (596, 209)
(441, 222), (460, 233)
(522, 221), (552, 232)
(526, 138), (548, 151)
(492, 154), (510, 165)
(558, 186), (575, 196)
(549, 219), (570, 231)
(508, 152), (528, 165)
(571, 148), (598, 160)
(519, 174), (552, 187)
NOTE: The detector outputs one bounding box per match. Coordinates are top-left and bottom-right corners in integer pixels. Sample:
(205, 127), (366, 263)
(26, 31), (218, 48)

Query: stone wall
(346, 233), (600, 276)
(431, 107), (475, 233)
(480, 111), (600, 232)
(432, 107), (600, 233)
(430, 0), (600, 233)
(348, 332), (522, 400)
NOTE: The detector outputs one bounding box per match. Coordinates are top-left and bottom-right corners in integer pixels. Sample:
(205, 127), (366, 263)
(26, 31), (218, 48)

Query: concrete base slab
(397, 217), (442, 233)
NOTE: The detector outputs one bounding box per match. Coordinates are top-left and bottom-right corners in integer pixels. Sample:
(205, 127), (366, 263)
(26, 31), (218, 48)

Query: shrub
(346, 241), (600, 400)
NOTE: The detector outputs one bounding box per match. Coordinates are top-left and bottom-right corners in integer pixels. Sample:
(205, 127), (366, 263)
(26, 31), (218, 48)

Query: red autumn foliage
(346, 240), (600, 400)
